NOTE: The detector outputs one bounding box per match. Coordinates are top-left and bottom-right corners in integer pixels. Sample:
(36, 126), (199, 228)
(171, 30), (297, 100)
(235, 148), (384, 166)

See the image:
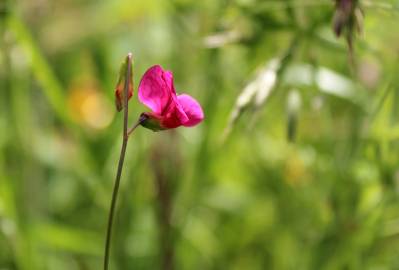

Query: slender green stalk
(127, 114), (148, 136)
(103, 53), (132, 270)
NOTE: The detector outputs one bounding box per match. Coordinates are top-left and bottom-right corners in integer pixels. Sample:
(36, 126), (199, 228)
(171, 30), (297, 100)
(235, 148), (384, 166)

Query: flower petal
(177, 94), (204, 127)
(138, 65), (175, 114)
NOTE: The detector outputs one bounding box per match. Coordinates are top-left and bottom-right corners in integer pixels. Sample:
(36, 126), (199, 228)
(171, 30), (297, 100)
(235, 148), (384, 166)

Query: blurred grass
(1, 0), (399, 269)
(6, 11), (70, 123)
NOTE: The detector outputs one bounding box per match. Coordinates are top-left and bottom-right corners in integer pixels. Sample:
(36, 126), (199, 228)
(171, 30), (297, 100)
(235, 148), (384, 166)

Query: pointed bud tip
(114, 54), (134, 112)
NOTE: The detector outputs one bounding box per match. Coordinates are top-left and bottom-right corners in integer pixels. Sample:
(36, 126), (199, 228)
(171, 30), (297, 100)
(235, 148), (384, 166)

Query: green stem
(103, 53), (132, 270)
(127, 114), (148, 136)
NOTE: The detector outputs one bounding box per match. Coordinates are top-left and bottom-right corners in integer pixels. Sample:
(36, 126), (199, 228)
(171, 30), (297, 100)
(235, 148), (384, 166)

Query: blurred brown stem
(156, 169), (174, 270)
(103, 53), (132, 270)
(151, 137), (179, 270)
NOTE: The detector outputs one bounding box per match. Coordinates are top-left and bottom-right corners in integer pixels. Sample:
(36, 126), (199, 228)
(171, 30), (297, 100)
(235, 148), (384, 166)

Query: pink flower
(138, 65), (204, 131)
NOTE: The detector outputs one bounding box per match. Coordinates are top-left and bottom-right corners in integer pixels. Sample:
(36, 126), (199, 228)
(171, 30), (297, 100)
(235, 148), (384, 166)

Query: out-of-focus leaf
(223, 59), (280, 138)
(203, 30), (243, 48)
(7, 13), (72, 124)
(283, 63), (366, 106)
(223, 37), (298, 138)
(286, 89), (301, 142)
(34, 222), (102, 256)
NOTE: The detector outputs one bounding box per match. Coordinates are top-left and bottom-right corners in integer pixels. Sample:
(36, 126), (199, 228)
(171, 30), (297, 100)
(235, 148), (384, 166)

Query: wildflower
(137, 65), (204, 131)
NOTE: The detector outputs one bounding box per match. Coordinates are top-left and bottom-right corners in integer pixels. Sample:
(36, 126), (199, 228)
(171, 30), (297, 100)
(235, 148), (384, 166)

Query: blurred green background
(1, 0), (399, 269)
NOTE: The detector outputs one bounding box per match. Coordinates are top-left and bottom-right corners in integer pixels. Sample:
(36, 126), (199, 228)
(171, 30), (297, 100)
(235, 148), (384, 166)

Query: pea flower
(137, 65), (204, 131)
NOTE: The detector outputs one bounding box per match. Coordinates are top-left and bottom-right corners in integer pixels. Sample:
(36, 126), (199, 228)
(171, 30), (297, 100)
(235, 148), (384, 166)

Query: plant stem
(104, 53), (132, 270)
(128, 114), (148, 136)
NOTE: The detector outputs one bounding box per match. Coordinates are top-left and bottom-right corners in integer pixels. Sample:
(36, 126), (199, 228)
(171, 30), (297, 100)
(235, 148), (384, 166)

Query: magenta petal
(138, 65), (175, 114)
(177, 94), (204, 127)
(173, 97), (190, 124)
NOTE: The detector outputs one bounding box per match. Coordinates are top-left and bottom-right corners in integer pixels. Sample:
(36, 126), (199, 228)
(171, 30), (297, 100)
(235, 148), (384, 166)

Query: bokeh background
(1, 0), (399, 269)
